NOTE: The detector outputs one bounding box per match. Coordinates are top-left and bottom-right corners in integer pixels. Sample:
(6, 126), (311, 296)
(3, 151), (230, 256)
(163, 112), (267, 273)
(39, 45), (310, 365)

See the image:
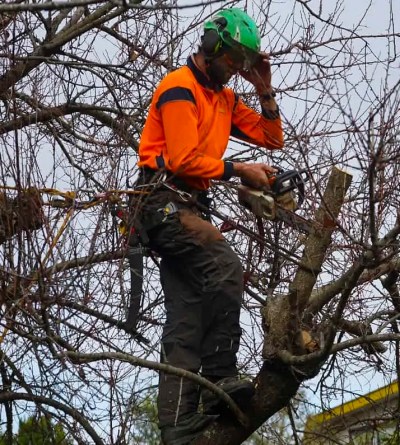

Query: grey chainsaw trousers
(141, 190), (243, 428)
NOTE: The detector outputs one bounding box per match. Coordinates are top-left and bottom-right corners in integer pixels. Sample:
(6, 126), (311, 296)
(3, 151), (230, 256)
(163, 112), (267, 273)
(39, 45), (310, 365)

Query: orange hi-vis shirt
(138, 56), (284, 190)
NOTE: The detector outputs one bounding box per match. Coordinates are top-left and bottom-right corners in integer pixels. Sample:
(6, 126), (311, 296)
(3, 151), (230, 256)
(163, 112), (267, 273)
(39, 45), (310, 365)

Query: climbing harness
(112, 169), (212, 336)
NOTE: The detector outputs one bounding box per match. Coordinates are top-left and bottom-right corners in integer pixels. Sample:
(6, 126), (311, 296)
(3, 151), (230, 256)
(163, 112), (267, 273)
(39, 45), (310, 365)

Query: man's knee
(211, 240), (244, 303)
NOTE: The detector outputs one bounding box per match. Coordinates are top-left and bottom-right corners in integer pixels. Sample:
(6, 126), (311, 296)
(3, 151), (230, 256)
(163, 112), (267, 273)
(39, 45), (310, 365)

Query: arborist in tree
(133, 8), (284, 445)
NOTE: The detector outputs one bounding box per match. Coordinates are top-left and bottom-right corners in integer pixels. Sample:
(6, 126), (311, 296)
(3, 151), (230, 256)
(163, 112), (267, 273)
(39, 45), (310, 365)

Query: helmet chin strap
(198, 48), (229, 89)
(202, 47), (221, 65)
(201, 50), (222, 81)
(205, 60), (227, 90)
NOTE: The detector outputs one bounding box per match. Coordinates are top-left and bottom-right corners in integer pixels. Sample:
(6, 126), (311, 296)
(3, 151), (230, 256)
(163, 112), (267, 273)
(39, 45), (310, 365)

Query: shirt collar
(187, 56), (222, 92)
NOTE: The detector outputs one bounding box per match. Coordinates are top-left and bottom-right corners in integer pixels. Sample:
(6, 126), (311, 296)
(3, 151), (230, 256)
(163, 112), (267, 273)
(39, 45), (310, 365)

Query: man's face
(206, 48), (246, 85)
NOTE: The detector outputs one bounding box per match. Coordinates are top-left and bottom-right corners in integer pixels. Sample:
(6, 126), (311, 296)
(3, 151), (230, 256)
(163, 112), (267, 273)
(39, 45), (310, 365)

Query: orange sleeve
(159, 99), (231, 180)
(231, 96), (284, 149)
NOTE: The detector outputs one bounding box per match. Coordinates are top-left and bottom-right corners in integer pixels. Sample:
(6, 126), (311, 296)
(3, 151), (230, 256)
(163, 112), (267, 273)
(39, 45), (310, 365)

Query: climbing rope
(0, 185), (146, 206)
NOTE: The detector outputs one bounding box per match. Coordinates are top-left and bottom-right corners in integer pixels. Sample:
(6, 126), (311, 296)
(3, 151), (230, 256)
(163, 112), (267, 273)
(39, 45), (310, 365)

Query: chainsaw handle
(271, 169), (308, 193)
(270, 169), (309, 207)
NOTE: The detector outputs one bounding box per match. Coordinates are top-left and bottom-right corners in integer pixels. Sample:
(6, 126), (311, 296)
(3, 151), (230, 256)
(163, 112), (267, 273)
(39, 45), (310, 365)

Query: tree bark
(194, 167), (353, 444)
(263, 167), (352, 359)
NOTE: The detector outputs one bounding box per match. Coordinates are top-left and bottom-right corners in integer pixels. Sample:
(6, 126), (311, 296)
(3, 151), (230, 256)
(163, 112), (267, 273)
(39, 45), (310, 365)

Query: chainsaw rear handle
(268, 169), (309, 207)
(269, 169), (309, 193)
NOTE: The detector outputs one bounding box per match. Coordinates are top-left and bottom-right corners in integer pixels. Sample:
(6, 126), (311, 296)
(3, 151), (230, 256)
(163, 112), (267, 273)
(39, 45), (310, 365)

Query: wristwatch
(259, 90), (276, 101)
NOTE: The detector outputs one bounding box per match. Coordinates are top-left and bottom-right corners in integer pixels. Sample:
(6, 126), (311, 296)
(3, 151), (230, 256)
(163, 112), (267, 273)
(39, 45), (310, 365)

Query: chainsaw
(238, 168), (314, 234)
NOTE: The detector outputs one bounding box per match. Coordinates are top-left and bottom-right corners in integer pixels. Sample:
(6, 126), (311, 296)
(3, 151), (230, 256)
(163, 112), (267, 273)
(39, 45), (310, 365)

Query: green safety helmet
(202, 8), (261, 65)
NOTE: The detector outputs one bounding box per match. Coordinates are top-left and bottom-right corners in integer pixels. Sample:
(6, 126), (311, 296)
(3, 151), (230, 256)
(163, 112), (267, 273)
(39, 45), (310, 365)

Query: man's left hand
(239, 52), (272, 94)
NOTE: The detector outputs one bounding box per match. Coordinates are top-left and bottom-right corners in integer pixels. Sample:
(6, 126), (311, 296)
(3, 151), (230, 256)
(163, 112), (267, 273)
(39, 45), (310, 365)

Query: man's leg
(199, 241), (255, 415)
(157, 258), (203, 428)
(200, 240), (243, 378)
(146, 207), (228, 443)
(158, 239), (244, 423)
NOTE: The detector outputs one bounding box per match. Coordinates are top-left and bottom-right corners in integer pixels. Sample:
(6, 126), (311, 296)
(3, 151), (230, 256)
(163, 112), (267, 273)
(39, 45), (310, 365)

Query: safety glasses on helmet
(222, 45), (260, 71)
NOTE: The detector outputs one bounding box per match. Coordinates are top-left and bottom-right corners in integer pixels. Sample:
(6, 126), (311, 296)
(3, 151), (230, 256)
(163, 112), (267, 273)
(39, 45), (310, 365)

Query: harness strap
(126, 234), (145, 332)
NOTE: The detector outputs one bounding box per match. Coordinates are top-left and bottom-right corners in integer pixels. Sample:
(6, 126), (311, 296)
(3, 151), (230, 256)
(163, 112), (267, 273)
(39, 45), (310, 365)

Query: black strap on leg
(126, 232), (145, 333)
(112, 203), (150, 344)
(123, 215), (153, 343)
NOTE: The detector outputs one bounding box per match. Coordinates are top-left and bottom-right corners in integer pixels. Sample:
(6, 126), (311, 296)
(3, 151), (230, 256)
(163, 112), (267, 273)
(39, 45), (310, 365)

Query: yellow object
(119, 221), (128, 236)
(305, 380), (399, 430)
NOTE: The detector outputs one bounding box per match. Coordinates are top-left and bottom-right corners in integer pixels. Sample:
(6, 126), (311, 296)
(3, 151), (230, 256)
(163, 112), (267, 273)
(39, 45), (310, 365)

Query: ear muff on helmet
(201, 30), (221, 56)
(201, 17), (228, 57)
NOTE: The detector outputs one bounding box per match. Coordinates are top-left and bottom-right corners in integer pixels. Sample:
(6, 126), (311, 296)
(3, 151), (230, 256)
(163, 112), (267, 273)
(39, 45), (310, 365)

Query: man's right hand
(233, 162), (277, 190)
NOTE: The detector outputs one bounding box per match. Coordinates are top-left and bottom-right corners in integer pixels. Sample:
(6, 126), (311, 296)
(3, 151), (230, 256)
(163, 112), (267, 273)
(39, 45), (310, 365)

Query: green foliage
(381, 430), (400, 445)
(0, 415), (72, 445)
(130, 394), (160, 445)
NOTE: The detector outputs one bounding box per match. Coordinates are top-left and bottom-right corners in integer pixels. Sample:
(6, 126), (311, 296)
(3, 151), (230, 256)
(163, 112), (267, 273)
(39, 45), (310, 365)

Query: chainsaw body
(238, 169), (313, 232)
(238, 187), (297, 220)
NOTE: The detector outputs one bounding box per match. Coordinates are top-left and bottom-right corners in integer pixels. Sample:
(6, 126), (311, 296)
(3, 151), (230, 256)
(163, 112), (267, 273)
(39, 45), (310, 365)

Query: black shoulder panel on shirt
(156, 87), (196, 109)
(233, 93), (239, 111)
(231, 124), (251, 142)
(262, 105), (280, 120)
